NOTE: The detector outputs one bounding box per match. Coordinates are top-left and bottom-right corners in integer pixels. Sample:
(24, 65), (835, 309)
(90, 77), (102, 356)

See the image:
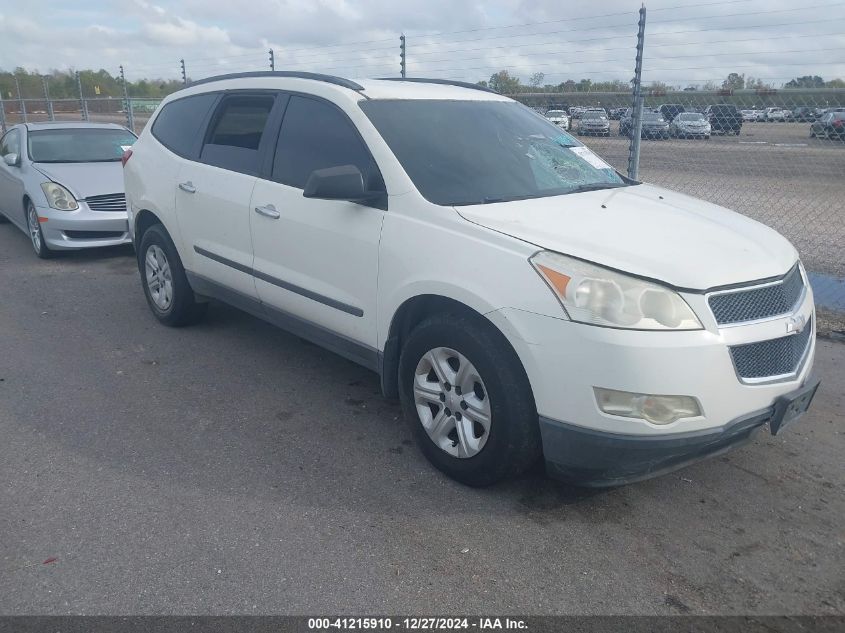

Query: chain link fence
(0, 97), (161, 135)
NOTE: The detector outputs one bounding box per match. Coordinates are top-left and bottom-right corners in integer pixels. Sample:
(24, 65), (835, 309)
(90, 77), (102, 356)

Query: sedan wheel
(26, 202), (52, 259)
(413, 347), (491, 459)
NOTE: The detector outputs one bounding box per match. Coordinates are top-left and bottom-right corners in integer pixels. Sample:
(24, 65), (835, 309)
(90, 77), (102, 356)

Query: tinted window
(28, 128), (136, 163)
(200, 95), (275, 175)
(362, 100), (626, 207)
(151, 93), (218, 159)
(0, 130), (20, 157)
(273, 96), (382, 190)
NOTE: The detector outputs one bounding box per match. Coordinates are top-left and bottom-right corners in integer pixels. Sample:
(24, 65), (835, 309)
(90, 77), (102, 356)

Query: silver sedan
(0, 122), (136, 258)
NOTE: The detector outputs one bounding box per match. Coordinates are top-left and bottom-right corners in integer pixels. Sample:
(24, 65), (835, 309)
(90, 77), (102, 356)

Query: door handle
(178, 181), (196, 194)
(254, 204), (280, 219)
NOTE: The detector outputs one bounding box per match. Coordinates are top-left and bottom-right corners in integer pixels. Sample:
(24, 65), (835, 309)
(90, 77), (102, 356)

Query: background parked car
(544, 109), (570, 130)
(608, 107), (627, 120)
(0, 122), (136, 258)
(705, 104), (743, 135)
(670, 112), (711, 139)
(658, 103), (686, 123)
(577, 110), (610, 136)
(810, 111), (845, 140)
(620, 111), (670, 139)
(764, 107), (787, 122)
(792, 106), (817, 122)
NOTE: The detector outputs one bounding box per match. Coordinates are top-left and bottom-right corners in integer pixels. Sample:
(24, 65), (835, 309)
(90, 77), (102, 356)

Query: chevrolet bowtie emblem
(786, 314), (807, 334)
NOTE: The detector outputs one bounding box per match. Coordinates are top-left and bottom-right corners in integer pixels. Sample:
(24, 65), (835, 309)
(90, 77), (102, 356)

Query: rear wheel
(398, 312), (542, 487)
(138, 224), (207, 327)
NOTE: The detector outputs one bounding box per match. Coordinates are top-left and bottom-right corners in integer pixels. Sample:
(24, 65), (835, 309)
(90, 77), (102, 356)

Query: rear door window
(151, 93), (218, 159)
(200, 94), (276, 176)
(272, 95), (383, 191)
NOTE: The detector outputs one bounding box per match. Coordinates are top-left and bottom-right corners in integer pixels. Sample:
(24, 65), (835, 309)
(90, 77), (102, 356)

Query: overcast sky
(1, 0), (843, 87)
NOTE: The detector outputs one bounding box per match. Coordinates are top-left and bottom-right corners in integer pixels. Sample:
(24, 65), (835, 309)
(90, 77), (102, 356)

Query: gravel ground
(0, 226), (843, 615)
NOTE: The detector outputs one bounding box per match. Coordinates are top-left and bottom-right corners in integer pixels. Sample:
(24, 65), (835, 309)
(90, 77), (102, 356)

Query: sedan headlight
(41, 182), (78, 211)
(530, 251), (702, 330)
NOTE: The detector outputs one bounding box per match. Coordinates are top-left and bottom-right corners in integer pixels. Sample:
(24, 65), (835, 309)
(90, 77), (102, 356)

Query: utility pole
(76, 71), (89, 121)
(269, 48), (275, 71)
(627, 5), (646, 180)
(42, 76), (55, 121)
(14, 75), (26, 123)
(180, 59), (187, 85)
(119, 65), (135, 133)
(400, 34), (406, 78)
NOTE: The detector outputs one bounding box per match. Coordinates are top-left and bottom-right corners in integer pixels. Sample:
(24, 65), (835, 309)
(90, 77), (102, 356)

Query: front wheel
(138, 224), (207, 327)
(398, 313), (542, 487)
(26, 201), (53, 259)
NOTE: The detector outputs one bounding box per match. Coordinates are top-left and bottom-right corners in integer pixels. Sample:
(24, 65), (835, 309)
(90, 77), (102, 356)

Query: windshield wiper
(564, 183), (628, 195)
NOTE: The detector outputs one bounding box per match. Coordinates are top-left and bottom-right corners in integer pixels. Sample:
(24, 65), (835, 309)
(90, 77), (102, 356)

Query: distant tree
(476, 80), (489, 88)
(722, 72), (746, 90)
(745, 76), (773, 90)
(488, 70), (521, 94)
(647, 80), (672, 93)
(529, 72), (545, 89)
(558, 79), (577, 92)
(784, 75), (825, 89)
(826, 78), (845, 88)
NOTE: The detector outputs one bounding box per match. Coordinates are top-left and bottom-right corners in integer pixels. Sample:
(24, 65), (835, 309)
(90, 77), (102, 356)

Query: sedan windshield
(546, 110), (566, 117)
(28, 128), (137, 163)
(361, 100), (626, 206)
(677, 113), (705, 121)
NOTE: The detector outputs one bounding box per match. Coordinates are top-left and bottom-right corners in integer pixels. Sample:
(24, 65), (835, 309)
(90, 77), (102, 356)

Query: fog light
(594, 387), (702, 424)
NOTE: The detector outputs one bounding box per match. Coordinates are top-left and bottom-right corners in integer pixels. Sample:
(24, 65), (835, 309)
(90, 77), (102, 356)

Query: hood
(455, 183), (797, 290)
(33, 162), (125, 199)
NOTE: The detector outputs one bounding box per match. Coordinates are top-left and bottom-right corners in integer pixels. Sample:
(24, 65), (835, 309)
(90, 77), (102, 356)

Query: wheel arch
(380, 293), (525, 402)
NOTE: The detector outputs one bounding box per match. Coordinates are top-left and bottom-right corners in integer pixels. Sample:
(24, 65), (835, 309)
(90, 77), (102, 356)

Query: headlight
(41, 182), (78, 211)
(530, 251), (702, 330)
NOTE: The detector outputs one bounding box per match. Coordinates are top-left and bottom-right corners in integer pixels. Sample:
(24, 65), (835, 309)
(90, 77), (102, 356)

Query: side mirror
(3, 153), (19, 167)
(303, 165), (385, 208)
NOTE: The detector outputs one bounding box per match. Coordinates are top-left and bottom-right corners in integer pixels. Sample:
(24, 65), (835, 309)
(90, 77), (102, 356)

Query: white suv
(124, 72), (819, 487)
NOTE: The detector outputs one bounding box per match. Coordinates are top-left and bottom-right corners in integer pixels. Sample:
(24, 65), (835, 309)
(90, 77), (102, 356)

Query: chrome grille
(709, 264), (804, 325)
(85, 193), (126, 213)
(729, 318), (812, 381)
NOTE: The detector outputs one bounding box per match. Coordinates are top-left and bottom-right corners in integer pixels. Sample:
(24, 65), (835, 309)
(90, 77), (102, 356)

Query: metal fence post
(627, 6), (647, 180)
(119, 65), (135, 133)
(269, 48), (275, 71)
(0, 100), (6, 134)
(42, 76), (55, 121)
(14, 75), (27, 123)
(76, 72), (89, 121)
(400, 34), (406, 78)
(181, 59), (187, 85)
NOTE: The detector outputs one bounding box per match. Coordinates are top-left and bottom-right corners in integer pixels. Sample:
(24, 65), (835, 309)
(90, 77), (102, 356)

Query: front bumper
(541, 378), (819, 486)
(36, 203), (131, 250)
(486, 286), (817, 485)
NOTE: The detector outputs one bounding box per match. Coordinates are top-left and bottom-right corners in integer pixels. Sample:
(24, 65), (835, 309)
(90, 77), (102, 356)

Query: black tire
(398, 312), (542, 487)
(137, 223), (207, 327)
(26, 200), (54, 259)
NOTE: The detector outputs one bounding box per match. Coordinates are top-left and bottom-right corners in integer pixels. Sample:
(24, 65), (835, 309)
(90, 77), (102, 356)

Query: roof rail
(375, 77), (500, 95)
(187, 71), (365, 91)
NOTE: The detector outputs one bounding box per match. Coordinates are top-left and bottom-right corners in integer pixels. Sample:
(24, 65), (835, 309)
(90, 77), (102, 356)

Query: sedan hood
(33, 161), (124, 199)
(456, 183), (797, 290)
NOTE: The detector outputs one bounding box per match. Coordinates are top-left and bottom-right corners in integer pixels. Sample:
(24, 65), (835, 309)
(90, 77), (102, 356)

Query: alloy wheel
(145, 245), (174, 311)
(27, 205), (41, 254)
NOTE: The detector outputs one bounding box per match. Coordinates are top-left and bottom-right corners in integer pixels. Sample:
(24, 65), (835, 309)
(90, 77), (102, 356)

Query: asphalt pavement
(0, 224), (843, 615)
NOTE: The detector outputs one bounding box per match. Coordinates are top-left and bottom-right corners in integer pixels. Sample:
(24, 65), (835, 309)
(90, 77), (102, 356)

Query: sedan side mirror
(303, 165), (386, 209)
(3, 153), (19, 167)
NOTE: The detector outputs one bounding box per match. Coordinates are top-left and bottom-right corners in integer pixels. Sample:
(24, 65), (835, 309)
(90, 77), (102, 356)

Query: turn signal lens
(594, 387), (702, 425)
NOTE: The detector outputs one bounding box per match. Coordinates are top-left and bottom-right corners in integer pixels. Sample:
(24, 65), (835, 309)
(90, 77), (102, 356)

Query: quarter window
(272, 96), (382, 191)
(200, 95), (275, 175)
(151, 93), (218, 159)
